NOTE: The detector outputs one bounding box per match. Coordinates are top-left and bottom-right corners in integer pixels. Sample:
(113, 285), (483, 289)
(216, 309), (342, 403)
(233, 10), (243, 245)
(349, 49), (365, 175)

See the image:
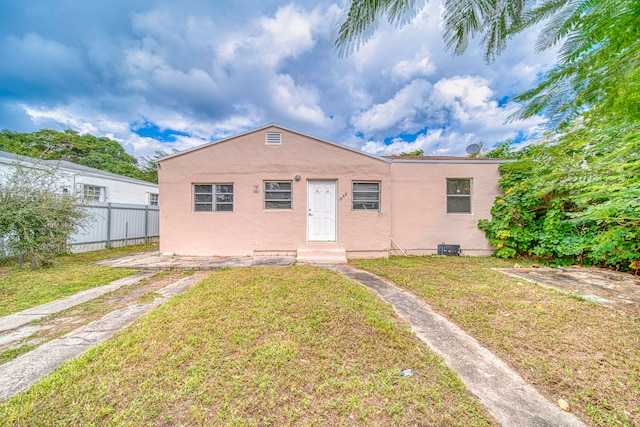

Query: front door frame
(307, 180), (337, 242)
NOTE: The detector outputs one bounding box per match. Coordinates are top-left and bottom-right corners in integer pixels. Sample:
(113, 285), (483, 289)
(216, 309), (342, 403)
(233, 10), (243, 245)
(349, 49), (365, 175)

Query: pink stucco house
(157, 124), (504, 262)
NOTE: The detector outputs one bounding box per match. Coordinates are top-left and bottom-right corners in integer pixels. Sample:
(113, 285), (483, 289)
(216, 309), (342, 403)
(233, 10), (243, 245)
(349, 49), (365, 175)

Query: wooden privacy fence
(68, 202), (160, 253)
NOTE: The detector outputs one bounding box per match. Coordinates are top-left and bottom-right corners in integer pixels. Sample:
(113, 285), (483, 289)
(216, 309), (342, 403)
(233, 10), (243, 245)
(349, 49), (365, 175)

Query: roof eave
(157, 123), (391, 164)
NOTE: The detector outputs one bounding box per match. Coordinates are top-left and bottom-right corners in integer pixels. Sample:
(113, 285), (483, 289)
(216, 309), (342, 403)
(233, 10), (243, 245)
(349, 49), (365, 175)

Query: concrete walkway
(327, 265), (585, 427)
(0, 274), (204, 401)
(0, 272), (155, 332)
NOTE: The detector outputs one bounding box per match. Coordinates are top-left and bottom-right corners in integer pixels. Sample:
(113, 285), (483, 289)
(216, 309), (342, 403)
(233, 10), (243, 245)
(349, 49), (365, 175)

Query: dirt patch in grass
(353, 256), (640, 426)
(0, 243), (158, 317)
(0, 267), (496, 426)
(0, 271), (195, 365)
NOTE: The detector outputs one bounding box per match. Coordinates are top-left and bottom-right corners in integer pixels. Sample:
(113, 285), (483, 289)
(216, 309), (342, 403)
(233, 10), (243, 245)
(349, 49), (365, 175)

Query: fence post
(144, 205), (149, 244)
(106, 203), (112, 248)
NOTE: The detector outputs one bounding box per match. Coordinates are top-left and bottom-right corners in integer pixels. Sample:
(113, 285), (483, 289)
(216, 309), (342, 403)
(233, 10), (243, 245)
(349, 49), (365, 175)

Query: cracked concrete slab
(0, 274), (203, 401)
(327, 265), (585, 427)
(500, 267), (640, 316)
(0, 272), (154, 333)
(93, 250), (296, 270)
(0, 326), (42, 348)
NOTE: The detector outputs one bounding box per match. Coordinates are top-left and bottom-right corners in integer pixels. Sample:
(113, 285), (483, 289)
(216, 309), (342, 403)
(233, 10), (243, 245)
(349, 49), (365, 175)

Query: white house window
(352, 182), (380, 210)
(149, 193), (159, 206)
(265, 132), (282, 145)
(194, 184), (233, 212)
(83, 185), (105, 202)
(264, 181), (292, 209)
(446, 178), (472, 214)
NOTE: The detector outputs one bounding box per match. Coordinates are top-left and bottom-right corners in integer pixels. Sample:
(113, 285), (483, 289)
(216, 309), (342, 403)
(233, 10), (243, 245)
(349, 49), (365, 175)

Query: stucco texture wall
(158, 127), (392, 256)
(389, 161), (500, 256)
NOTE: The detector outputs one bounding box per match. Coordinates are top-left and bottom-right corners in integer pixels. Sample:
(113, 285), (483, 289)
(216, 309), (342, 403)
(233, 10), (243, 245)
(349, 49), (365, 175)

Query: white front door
(307, 180), (337, 242)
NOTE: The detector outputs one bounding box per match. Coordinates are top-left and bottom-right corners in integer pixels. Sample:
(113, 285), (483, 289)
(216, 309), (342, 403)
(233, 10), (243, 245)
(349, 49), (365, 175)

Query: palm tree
(334, 0), (640, 125)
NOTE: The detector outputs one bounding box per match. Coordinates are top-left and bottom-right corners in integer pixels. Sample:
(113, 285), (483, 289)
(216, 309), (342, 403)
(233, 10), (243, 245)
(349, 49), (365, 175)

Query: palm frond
(535, 0), (588, 52)
(334, 0), (426, 57)
(443, 0), (527, 62)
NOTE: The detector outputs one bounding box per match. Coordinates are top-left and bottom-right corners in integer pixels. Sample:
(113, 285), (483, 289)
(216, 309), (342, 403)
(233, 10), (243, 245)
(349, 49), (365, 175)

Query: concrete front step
(296, 249), (347, 264)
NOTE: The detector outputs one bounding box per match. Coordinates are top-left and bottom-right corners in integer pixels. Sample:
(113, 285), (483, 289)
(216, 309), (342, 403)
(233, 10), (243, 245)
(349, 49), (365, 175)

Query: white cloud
(430, 75), (544, 139)
(392, 49), (436, 81)
(0, 0), (557, 160)
(351, 79), (432, 133)
(270, 74), (330, 125)
(218, 4), (325, 68)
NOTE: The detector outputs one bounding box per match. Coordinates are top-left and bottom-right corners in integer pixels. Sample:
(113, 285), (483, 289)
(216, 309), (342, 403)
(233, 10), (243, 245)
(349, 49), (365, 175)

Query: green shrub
(480, 122), (640, 270)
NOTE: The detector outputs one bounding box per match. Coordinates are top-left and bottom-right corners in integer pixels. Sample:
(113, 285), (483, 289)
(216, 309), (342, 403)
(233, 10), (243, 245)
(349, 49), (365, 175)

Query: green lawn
(353, 256), (640, 426)
(0, 267), (495, 426)
(0, 243), (157, 317)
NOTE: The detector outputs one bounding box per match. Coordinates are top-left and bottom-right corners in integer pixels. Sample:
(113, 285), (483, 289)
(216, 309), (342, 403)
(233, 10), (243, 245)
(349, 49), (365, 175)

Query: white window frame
(193, 184), (234, 212)
(149, 193), (159, 206)
(446, 178), (472, 214)
(352, 182), (380, 211)
(83, 185), (105, 202)
(264, 181), (292, 210)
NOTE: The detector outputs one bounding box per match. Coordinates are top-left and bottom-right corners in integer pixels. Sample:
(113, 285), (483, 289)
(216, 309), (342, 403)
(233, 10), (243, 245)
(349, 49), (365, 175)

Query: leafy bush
(479, 122), (640, 270)
(0, 163), (89, 269)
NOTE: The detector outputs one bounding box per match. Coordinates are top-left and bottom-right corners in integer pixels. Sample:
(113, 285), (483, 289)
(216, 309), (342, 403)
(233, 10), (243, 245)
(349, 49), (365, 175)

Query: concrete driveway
(500, 266), (640, 316)
(93, 250), (296, 270)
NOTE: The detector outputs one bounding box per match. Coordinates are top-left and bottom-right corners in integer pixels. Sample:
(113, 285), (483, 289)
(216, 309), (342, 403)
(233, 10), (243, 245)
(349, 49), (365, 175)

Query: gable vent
(265, 132), (282, 145)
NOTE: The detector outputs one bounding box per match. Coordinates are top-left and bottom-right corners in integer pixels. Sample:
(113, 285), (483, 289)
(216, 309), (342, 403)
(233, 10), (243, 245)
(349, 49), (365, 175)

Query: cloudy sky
(0, 0), (557, 160)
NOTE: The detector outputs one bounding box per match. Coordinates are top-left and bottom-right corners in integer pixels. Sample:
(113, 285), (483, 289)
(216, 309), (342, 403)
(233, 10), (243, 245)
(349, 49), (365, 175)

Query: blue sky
(0, 0), (557, 159)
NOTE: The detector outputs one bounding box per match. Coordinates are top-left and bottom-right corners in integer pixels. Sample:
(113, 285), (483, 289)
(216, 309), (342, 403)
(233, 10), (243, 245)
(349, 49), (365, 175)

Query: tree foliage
(399, 149), (425, 156)
(335, 0), (640, 271)
(479, 120), (640, 270)
(0, 129), (158, 183)
(335, 0), (639, 126)
(0, 164), (89, 269)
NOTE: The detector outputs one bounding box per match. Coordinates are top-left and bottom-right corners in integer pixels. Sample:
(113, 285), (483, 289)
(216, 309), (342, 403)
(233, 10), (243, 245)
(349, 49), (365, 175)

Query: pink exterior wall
(389, 161), (501, 256)
(159, 125), (504, 258)
(158, 126), (392, 257)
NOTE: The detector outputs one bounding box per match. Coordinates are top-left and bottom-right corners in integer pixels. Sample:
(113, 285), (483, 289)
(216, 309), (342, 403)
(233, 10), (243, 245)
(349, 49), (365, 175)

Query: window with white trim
(265, 132), (282, 145)
(194, 184), (233, 212)
(83, 185), (105, 202)
(264, 181), (292, 209)
(149, 193), (159, 206)
(446, 178), (472, 214)
(352, 182), (380, 210)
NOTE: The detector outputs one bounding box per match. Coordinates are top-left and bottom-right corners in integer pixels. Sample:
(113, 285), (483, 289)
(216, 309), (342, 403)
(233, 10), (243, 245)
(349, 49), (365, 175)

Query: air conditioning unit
(437, 243), (461, 256)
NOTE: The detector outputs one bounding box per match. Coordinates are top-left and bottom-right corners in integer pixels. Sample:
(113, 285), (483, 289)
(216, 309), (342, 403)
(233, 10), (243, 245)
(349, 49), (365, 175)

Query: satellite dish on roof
(465, 143), (481, 155)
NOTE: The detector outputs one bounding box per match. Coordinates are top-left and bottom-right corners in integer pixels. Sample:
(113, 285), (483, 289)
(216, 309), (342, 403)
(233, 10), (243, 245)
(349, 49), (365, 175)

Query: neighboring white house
(0, 150), (159, 205)
(0, 150), (160, 254)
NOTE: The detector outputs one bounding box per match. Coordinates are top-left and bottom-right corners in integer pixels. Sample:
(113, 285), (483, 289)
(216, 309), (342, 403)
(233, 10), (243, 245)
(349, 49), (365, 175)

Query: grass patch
(0, 243), (157, 317)
(0, 267), (495, 426)
(353, 256), (640, 426)
(0, 270), (189, 365)
(0, 344), (36, 364)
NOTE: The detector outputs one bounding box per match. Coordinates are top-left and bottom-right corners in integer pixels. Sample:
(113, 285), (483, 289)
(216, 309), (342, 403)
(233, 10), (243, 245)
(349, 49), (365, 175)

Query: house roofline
(0, 150), (158, 187)
(157, 123), (392, 164)
(388, 158), (512, 164)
